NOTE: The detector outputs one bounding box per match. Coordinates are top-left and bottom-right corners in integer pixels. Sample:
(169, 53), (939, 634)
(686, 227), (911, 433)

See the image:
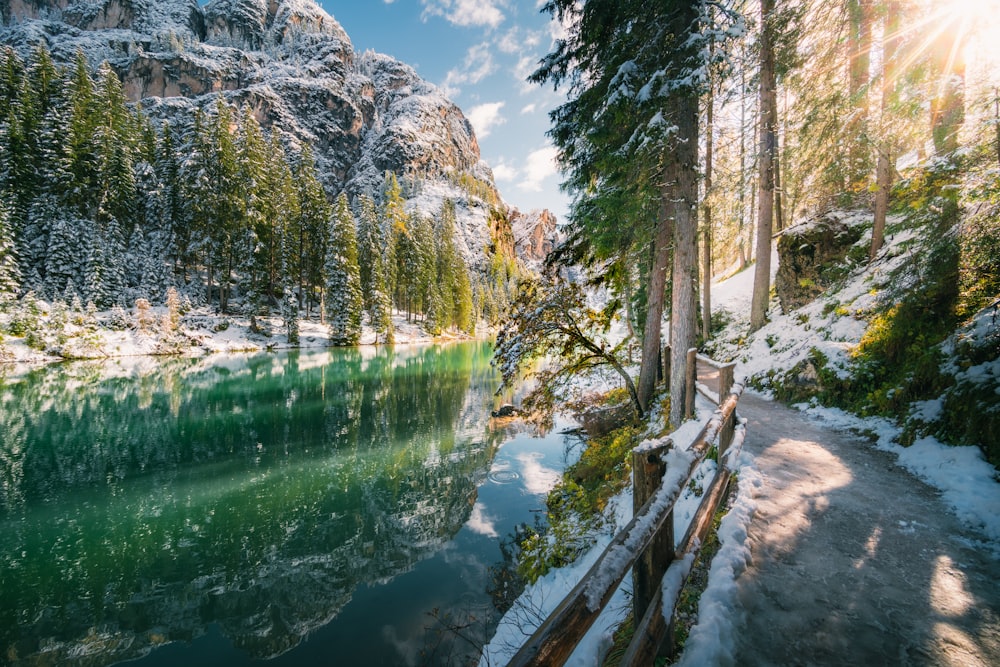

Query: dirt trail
(723, 390), (1000, 666)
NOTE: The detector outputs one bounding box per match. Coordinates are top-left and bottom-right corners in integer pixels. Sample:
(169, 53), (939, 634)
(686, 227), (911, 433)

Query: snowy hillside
(0, 0), (518, 270)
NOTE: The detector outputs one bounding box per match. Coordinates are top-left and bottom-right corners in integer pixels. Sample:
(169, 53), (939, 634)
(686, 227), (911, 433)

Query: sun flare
(933, 0), (1000, 58)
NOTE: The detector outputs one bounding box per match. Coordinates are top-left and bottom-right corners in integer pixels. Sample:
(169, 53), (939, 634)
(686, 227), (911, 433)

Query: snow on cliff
(0, 0), (532, 269)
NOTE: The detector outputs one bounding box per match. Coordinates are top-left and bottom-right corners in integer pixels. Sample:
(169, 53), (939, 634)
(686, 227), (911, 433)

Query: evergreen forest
(496, 0), (1000, 464)
(0, 46), (511, 346)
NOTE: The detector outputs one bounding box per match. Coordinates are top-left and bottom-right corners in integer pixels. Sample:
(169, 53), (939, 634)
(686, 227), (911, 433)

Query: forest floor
(726, 390), (1000, 666)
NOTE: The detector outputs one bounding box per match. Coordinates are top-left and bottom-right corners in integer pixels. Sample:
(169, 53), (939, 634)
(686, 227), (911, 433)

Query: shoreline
(0, 304), (495, 377)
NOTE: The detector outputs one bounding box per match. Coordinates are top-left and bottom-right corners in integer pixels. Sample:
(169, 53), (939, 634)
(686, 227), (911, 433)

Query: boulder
(775, 211), (864, 313)
(491, 404), (521, 418)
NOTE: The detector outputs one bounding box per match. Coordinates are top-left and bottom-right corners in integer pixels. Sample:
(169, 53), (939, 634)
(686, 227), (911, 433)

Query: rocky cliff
(510, 207), (560, 267)
(0, 0), (545, 269)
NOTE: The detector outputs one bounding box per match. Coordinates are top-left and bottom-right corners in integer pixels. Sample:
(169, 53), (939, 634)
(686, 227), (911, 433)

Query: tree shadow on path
(728, 392), (1000, 667)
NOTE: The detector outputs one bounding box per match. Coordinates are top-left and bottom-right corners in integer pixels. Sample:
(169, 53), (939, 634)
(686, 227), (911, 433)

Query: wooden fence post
(719, 362), (735, 400)
(685, 348), (697, 419)
(632, 441), (673, 629)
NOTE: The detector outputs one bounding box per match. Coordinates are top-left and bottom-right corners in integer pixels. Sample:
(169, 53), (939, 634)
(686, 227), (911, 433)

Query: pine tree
(60, 50), (99, 218)
(532, 0), (731, 422)
(283, 284), (299, 345)
(152, 122), (191, 283)
(357, 193), (393, 343)
(381, 171), (407, 302)
(236, 108), (268, 314)
(750, 0), (779, 333)
(325, 192), (363, 345)
(294, 145), (332, 316)
(44, 213), (82, 301)
(261, 132), (299, 310)
(93, 62), (138, 231)
(0, 198), (20, 296)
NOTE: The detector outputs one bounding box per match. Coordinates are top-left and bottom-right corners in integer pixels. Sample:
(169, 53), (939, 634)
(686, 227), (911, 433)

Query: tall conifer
(325, 192), (363, 345)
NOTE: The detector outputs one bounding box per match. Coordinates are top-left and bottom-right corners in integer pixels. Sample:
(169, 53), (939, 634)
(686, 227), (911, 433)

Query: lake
(0, 342), (581, 666)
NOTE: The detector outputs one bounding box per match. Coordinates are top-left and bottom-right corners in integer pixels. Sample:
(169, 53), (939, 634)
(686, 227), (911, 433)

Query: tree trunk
(668, 92), (700, 427)
(871, 0), (901, 263)
(870, 149), (890, 261)
(847, 0), (873, 185)
(994, 89), (1000, 169)
(739, 45), (748, 270)
(773, 135), (784, 233)
(637, 185), (673, 415)
(702, 83), (714, 341)
(750, 0), (777, 333)
(930, 13), (966, 157)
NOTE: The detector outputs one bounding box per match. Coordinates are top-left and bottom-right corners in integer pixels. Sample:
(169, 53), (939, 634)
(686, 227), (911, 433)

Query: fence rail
(507, 355), (745, 667)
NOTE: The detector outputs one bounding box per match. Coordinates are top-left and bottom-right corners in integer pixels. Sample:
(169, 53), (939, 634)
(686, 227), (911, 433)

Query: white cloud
(441, 42), (496, 97)
(421, 0), (506, 29)
(520, 103), (537, 115)
(496, 26), (541, 54)
(492, 162), (519, 182)
(518, 144), (559, 192)
(513, 55), (539, 93)
(467, 101), (506, 138)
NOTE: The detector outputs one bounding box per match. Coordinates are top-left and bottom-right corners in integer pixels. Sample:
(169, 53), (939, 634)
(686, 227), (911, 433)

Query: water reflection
(0, 343), (509, 666)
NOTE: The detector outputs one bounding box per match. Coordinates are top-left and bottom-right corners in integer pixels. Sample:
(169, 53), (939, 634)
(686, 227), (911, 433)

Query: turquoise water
(0, 343), (580, 666)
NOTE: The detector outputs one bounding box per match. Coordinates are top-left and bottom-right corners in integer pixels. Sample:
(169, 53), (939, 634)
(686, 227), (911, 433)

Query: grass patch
(517, 420), (642, 584)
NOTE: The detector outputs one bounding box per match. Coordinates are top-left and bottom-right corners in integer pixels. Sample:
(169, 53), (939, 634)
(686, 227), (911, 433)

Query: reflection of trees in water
(0, 343), (502, 665)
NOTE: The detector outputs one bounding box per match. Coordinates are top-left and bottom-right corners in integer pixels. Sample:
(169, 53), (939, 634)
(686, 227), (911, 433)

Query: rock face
(775, 211), (865, 313)
(0, 0), (525, 268)
(510, 207), (560, 266)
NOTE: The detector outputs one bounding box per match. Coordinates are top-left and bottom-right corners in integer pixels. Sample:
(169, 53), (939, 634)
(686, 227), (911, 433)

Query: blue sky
(319, 1), (569, 220)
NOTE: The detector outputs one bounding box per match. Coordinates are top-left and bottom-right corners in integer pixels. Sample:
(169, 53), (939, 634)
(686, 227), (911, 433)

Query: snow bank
(676, 449), (761, 667)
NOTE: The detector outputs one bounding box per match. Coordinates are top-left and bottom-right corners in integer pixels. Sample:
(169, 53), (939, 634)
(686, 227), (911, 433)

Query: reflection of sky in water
(515, 451), (563, 496)
(466, 501), (499, 537)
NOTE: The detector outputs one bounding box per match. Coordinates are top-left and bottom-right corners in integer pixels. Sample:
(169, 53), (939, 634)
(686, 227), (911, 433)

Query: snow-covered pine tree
(409, 214), (436, 319)
(532, 0), (739, 423)
(99, 216), (128, 307)
(424, 282), (446, 336)
(44, 214), (81, 301)
(60, 51), (99, 219)
(380, 171), (406, 304)
(357, 193), (393, 344)
(22, 195), (56, 291)
(0, 198), (20, 296)
(282, 284), (299, 345)
(93, 63), (138, 231)
(125, 224), (147, 299)
(260, 131), (299, 310)
(236, 108), (268, 314)
(325, 192), (363, 345)
(155, 123), (189, 282)
(294, 144), (332, 316)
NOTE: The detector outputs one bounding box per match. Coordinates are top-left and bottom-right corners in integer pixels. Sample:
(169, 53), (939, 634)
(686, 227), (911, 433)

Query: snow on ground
(708, 213), (923, 386)
(663, 213), (998, 662)
(0, 301), (478, 379)
(705, 215), (1000, 546)
(676, 447), (761, 667)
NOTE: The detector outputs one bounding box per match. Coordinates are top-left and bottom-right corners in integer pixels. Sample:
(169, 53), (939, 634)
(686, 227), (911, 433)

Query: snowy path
(729, 392), (1000, 666)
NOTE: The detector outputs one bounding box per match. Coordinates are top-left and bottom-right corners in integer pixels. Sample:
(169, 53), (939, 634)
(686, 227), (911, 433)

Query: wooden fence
(507, 352), (744, 667)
